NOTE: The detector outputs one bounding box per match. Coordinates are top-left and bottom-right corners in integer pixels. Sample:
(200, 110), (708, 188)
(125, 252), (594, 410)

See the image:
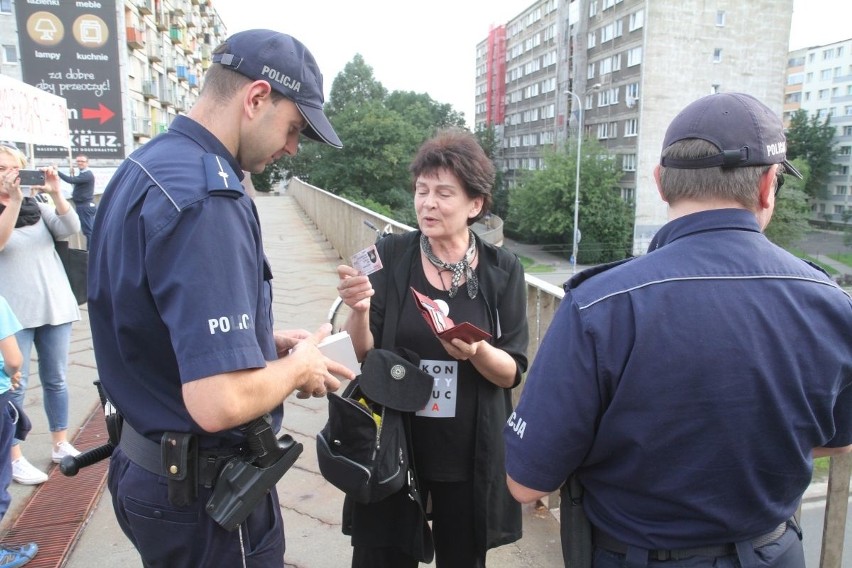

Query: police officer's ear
(755, 164), (778, 230)
(653, 165), (668, 204)
(756, 165), (777, 210)
(245, 80), (273, 117)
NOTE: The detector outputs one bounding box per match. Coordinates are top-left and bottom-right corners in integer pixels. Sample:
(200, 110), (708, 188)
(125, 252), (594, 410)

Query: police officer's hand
(290, 323), (354, 399)
(274, 329), (311, 358)
(336, 265), (374, 313)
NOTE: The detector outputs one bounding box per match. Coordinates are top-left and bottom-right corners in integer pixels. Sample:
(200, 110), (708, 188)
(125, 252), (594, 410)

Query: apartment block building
(475, 0), (794, 254)
(785, 38), (852, 224)
(1, 0), (227, 172)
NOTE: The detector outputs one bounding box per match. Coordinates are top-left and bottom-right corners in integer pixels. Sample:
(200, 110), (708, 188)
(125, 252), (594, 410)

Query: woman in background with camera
(0, 144), (81, 485)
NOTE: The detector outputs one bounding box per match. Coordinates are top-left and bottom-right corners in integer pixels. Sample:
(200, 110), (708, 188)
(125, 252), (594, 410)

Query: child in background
(0, 294), (38, 567)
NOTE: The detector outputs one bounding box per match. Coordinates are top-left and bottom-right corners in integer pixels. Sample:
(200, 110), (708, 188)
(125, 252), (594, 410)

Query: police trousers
(108, 447), (285, 567)
(591, 522), (804, 568)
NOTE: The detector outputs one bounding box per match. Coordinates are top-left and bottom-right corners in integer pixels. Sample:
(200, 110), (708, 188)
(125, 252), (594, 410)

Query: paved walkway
(0, 194), (563, 567)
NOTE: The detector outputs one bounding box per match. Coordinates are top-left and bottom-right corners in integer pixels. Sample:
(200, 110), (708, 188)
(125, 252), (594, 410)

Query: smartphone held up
(18, 169), (45, 187)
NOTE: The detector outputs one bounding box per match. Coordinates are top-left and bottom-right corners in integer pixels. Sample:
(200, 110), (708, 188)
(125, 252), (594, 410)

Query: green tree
(324, 54), (387, 116)
(785, 109), (836, 199)
(385, 91), (466, 132)
(276, 55), (477, 225)
(509, 139), (633, 263)
(764, 158), (811, 247)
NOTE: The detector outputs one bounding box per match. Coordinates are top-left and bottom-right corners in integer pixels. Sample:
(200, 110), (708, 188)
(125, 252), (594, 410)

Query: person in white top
(0, 144), (81, 485)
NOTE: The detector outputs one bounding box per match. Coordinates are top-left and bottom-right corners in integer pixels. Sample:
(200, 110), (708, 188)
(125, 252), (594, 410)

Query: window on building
(785, 92), (802, 104)
(599, 58), (612, 75)
(2, 45), (16, 64)
(622, 154), (637, 171)
(598, 87), (619, 106)
(823, 49), (832, 60)
(626, 82), (639, 101)
(839, 146), (852, 156)
(837, 46), (845, 57)
(587, 63), (596, 79)
(846, 105), (852, 116)
(713, 48), (722, 63)
(818, 89), (829, 100)
(787, 73), (804, 85)
(844, 126), (852, 136)
(603, 0), (615, 9)
(820, 69), (832, 80)
(588, 32), (596, 49)
(627, 47), (642, 67)
(839, 165), (849, 175)
(589, 1), (598, 17)
(834, 66), (843, 78)
(621, 187), (635, 201)
(629, 9), (644, 31)
(835, 186), (848, 196)
(716, 11), (725, 26)
(597, 121), (618, 139)
(624, 119), (638, 136)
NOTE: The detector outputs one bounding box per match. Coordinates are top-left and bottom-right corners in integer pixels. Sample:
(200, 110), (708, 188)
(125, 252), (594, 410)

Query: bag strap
(402, 411), (435, 562)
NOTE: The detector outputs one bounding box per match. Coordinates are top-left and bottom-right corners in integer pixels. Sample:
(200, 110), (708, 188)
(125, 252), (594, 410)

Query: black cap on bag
(358, 349), (433, 412)
(660, 92), (802, 179)
(212, 29), (342, 148)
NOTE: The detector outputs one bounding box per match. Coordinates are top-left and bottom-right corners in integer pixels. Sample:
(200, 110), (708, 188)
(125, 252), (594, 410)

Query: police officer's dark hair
(409, 128), (494, 225)
(660, 139), (769, 210)
(202, 42), (288, 106)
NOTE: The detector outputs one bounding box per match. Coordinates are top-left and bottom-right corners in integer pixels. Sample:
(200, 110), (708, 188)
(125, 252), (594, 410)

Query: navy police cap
(212, 29), (342, 149)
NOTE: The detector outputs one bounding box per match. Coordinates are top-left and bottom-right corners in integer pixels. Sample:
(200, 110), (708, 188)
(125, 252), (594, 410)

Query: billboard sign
(15, 0), (125, 159)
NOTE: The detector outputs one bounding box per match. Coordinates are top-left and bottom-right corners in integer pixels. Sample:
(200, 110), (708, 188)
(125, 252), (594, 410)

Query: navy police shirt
(88, 116), (279, 449)
(505, 208), (852, 549)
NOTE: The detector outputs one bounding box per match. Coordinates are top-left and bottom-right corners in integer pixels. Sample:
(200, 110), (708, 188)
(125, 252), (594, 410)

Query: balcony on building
(136, 0), (153, 15)
(132, 114), (152, 137)
(170, 26), (184, 44)
(155, 12), (169, 32)
(126, 27), (145, 50)
(142, 81), (158, 99)
(161, 88), (176, 107)
(176, 65), (189, 82)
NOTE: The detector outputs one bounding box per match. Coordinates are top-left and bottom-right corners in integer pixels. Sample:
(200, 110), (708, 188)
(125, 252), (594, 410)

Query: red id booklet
(410, 287), (492, 343)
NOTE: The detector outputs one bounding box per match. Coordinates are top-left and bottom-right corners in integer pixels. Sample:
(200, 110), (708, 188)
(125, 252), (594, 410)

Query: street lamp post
(564, 89), (583, 274)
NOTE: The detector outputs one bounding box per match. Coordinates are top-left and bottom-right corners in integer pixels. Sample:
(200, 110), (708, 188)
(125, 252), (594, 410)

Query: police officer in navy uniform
(88, 30), (355, 567)
(504, 92), (852, 568)
(56, 155), (96, 248)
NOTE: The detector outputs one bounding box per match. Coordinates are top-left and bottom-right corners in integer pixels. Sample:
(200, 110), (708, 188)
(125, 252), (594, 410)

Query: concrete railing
(288, 177), (850, 568)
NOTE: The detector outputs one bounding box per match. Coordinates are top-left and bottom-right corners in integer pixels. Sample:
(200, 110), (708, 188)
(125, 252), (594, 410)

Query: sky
(212, 0), (852, 127)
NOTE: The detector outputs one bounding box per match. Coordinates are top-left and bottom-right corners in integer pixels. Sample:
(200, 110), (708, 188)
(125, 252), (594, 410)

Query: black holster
(161, 432), (198, 507)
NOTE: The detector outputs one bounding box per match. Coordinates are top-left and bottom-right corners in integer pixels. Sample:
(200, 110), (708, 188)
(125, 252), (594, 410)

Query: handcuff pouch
(161, 432), (198, 506)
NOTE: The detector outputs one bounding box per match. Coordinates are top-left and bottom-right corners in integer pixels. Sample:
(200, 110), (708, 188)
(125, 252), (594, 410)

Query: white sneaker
(51, 441), (80, 463)
(12, 457), (48, 485)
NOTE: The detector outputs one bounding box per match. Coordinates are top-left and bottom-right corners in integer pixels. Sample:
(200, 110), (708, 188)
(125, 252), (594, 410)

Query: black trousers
(352, 479), (485, 568)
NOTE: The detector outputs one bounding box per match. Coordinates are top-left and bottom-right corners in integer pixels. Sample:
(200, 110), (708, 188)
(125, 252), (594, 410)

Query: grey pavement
(0, 194), (563, 567)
